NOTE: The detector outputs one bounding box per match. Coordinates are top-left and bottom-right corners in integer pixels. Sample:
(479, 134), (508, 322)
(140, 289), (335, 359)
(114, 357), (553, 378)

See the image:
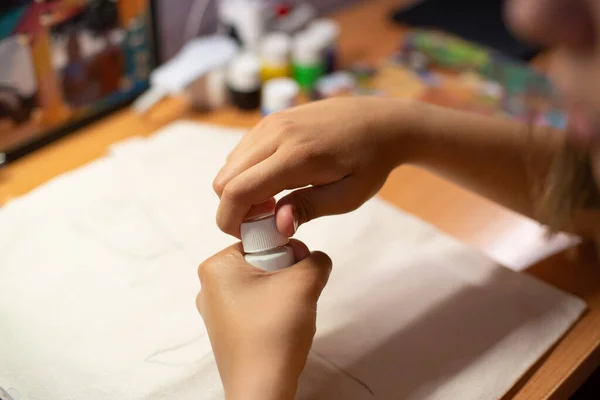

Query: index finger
(216, 152), (308, 237)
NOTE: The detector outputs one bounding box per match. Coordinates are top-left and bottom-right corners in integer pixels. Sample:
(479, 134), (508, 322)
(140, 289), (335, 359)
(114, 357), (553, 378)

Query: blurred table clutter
(390, 0), (541, 61)
(1, 0), (600, 399)
(0, 0), (156, 165)
(370, 29), (567, 129)
(138, 1), (567, 133)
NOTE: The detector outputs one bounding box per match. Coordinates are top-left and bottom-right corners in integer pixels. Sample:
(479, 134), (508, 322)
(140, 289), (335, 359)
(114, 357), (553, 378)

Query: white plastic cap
(308, 19), (340, 46)
(261, 33), (292, 66)
(262, 78), (299, 114)
(241, 214), (289, 253)
(227, 52), (261, 92)
(292, 32), (324, 65)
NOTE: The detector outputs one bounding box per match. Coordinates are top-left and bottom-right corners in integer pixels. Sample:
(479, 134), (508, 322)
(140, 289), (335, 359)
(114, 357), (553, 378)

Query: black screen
(391, 0), (540, 61)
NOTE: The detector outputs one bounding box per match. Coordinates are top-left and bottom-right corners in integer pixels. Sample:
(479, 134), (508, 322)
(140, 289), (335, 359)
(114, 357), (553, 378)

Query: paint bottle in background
(227, 53), (262, 111)
(218, 0), (265, 51)
(308, 19), (340, 74)
(260, 33), (292, 81)
(187, 68), (228, 112)
(292, 33), (325, 93)
(241, 214), (295, 272)
(205, 68), (229, 109)
(261, 78), (300, 115)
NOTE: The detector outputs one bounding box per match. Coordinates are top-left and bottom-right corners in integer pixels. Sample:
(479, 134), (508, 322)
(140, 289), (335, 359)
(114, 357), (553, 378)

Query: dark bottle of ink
(227, 53), (262, 111)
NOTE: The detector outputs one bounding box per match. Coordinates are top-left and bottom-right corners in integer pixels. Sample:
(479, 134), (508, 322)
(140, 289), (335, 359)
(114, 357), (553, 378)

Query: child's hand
(196, 240), (332, 400)
(213, 97), (418, 237)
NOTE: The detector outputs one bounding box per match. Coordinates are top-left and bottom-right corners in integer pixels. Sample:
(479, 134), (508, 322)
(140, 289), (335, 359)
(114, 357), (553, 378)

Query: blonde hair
(534, 139), (600, 235)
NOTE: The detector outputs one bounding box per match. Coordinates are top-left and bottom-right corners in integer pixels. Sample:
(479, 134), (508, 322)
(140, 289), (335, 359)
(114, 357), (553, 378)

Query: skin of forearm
(372, 98), (565, 224)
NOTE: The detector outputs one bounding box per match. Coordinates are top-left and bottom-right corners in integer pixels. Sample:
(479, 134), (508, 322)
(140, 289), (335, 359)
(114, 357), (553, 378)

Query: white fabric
(0, 121), (586, 400)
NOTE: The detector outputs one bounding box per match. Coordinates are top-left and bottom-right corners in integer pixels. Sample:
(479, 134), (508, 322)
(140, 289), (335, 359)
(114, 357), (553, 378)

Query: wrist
(360, 97), (427, 168)
(225, 356), (301, 400)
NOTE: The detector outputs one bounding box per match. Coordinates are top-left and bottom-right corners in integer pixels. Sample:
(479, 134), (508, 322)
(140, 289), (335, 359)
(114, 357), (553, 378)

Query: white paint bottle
(241, 214), (295, 272)
(307, 18), (340, 74)
(261, 78), (299, 116)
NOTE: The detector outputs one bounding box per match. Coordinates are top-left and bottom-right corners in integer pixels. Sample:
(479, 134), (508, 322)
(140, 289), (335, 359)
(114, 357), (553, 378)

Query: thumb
(281, 251), (333, 300)
(197, 243), (260, 287)
(276, 178), (364, 237)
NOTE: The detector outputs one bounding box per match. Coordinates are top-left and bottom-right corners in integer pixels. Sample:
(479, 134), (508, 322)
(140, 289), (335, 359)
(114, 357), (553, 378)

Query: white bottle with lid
(241, 214), (295, 272)
(307, 18), (340, 74)
(308, 18), (340, 49)
(261, 78), (299, 115)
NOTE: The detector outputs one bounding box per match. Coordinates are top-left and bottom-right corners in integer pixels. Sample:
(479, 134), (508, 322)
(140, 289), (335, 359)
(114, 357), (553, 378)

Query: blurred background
(155, 0), (356, 61)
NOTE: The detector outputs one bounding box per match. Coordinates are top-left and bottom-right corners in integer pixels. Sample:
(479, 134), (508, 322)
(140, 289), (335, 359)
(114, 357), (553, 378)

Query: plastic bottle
(205, 68), (228, 109)
(292, 32), (325, 93)
(260, 33), (292, 81)
(218, 0), (264, 51)
(241, 214), (295, 272)
(261, 78), (299, 115)
(308, 18), (340, 74)
(227, 53), (262, 110)
(187, 68), (228, 112)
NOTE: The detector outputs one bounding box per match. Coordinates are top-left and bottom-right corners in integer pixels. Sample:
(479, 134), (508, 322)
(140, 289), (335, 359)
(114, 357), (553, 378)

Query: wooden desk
(1, 0), (599, 398)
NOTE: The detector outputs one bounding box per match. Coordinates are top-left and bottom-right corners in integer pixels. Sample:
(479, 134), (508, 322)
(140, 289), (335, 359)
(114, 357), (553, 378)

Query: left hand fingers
(197, 239), (311, 288)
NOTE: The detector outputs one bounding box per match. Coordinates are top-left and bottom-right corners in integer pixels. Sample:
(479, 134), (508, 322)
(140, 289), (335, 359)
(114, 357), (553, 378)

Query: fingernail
(275, 204), (296, 237)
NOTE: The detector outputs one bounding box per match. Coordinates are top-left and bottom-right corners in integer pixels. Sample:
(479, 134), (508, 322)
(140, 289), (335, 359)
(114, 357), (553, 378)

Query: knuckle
(197, 261), (211, 284)
(292, 144), (323, 170)
(216, 211), (238, 237)
(195, 292), (203, 313)
(197, 258), (219, 285)
(198, 248), (245, 285)
(343, 195), (364, 213)
(212, 176), (226, 196)
(278, 119), (299, 138)
(215, 214), (233, 236)
(221, 180), (244, 202)
(312, 251), (333, 271)
(264, 113), (299, 138)
(215, 212), (227, 233)
(290, 258), (332, 296)
(295, 143), (318, 162)
(197, 262), (207, 283)
(296, 145), (344, 180)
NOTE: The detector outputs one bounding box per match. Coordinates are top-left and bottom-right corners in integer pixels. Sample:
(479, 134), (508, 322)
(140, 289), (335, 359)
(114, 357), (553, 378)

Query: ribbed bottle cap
(241, 214), (289, 253)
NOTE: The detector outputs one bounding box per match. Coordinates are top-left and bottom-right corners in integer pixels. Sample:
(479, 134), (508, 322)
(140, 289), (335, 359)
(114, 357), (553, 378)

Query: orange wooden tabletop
(1, 1), (599, 399)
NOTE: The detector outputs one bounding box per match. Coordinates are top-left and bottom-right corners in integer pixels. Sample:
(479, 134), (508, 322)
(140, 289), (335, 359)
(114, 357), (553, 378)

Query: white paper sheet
(0, 121), (586, 400)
